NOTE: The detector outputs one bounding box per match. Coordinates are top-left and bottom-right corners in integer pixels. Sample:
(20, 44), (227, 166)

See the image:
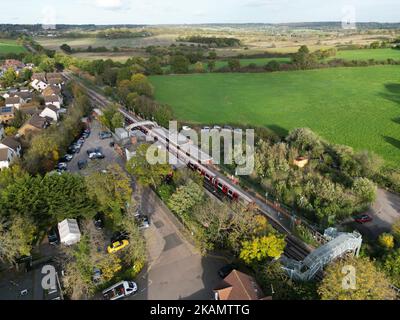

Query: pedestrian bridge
(125, 121), (157, 131)
(281, 229), (362, 281)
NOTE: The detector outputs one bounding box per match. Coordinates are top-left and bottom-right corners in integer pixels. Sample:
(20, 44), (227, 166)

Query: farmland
(150, 65), (400, 165)
(335, 48), (400, 61)
(0, 39), (26, 54)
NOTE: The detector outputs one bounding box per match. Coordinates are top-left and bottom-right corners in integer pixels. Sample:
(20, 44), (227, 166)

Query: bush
(378, 233), (395, 250)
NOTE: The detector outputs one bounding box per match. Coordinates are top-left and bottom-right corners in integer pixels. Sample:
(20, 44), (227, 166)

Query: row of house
(0, 69), (66, 169)
(0, 59), (34, 77)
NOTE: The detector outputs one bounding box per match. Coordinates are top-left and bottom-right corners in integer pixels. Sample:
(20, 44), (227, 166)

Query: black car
(111, 231), (129, 243)
(218, 264), (237, 278)
(99, 131), (112, 140)
(68, 146), (77, 154)
(78, 160), (87, 170)
(48, 227), (60, 245)
(94, 213), (105, 230)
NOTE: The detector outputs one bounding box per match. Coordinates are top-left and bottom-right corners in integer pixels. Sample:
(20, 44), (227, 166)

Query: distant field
(35, 35), (176, 50)
(214, 57), (291, 68)
(0, 39), (26, 54)
(335, 48), (400, 61)
(150, 65), (400, 165)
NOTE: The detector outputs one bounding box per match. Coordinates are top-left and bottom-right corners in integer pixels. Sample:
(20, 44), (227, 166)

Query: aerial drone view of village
(0, 0), (400, 307)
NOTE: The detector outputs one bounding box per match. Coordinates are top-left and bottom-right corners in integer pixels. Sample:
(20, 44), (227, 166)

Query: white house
(40, 105), (60, 122)
(44, 95), (62, 109)
(58, 219), (81, 246)
(0, 137), (21, 169)
(30, 79), (48, 92)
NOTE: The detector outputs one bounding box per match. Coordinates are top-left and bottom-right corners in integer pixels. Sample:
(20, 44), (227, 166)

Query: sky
(1, 0), (399, 25)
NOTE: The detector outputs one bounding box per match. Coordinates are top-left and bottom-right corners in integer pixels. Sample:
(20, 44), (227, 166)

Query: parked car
(136, 215), (150, 230)
(56, 162), (67, 170)
(48, 227), (60, 245)
(213, 125), (222, 130)
(102, 281), (137, 300)
(93, 268), (102, 283)
(83, 129), (91, 138)
(111, 231), (129, 243)
(109, 141), (115, 147)
(354, 214), (373, 224)
(68, 145), (78, 154)
(94, 213), (104, 230)
(107, 239), (129, 254)
(99, 131), (112, 140)
(201, 126), (210, 131)
(182, 125), (191, 131)
(78, 160), (87, 170)
(60, 154), (73, 162)
(218, 264), (238, 278)
(89, 152), (105, 160)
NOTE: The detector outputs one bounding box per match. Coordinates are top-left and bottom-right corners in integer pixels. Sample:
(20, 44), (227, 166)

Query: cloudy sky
(1, 0), (399, 24)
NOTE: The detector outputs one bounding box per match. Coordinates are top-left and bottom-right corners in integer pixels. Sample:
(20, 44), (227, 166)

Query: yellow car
(107, 239), (129, 254)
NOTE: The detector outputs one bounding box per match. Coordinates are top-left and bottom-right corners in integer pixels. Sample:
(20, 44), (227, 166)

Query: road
(130, 188), (228, 300)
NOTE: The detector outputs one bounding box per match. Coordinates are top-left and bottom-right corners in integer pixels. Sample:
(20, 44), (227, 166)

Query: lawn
(150, 65), (400, 165)
(0, 39), (26, 54)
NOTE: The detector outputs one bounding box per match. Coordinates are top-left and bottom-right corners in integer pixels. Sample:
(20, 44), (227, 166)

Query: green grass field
(0, 39), (26, 54)
(150, 65), (400, 165)
(335, 48), (400, 61)
(213, 57), (291, 68)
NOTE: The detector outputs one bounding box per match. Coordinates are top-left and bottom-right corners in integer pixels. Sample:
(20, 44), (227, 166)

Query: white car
(213, 125), (222, 130)
(201, 126), (210, 131)
(182, 125), (191, 131)
(56, 162), (67, 170)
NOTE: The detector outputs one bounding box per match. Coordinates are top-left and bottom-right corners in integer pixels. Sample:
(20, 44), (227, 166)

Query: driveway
(344, 188), (400, 240)
(130, 188), (228, 300)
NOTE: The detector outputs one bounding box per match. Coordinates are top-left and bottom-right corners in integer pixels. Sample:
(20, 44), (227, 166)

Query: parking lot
(66, 120), (124, 174)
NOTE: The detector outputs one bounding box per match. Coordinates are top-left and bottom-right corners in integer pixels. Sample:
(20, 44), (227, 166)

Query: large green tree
(126, 144), (171, 189)
(318, 256), (396, 300)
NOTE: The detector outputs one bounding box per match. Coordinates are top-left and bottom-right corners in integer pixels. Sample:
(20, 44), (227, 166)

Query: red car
(354, 214), (373, 224)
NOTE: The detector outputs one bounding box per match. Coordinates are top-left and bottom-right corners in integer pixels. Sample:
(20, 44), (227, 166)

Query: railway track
(64, 72), (317, 264)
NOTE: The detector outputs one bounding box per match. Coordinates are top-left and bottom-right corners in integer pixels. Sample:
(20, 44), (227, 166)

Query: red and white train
(120, 108), (253, 205)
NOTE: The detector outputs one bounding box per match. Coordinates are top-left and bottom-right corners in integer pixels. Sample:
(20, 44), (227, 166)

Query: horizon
(2, 21), (400, 26)
(0, 0), (399, 25)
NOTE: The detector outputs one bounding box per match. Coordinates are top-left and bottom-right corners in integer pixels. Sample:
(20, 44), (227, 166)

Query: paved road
(130, 188), (228, 300)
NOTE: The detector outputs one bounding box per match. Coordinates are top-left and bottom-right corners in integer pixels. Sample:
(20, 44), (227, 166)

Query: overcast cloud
(0, 0), (398, 24)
